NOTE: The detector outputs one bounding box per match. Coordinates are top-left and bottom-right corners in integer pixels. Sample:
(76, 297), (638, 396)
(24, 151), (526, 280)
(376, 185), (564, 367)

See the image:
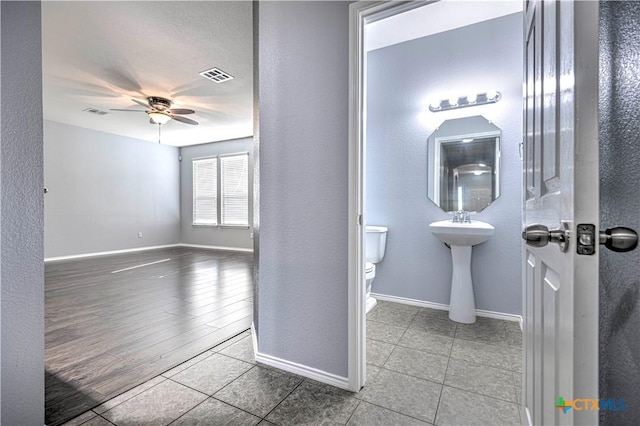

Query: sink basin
(429, 219), (495, 324)
(428, 220), (495, 246)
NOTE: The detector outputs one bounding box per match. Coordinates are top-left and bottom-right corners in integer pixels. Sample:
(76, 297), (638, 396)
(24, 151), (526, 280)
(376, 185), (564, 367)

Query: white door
(522, 1), (599, 425)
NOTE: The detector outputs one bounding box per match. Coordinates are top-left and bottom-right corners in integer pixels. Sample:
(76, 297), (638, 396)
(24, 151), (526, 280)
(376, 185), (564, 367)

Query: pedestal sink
(429, 219), (495, 323)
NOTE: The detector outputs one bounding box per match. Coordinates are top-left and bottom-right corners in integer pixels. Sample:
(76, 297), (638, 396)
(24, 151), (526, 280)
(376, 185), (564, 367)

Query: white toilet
(365, 225), (388, 313)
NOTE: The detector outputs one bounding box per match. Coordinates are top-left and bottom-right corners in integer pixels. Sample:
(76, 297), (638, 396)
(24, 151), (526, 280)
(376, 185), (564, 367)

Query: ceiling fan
(111, 96), (199, 126)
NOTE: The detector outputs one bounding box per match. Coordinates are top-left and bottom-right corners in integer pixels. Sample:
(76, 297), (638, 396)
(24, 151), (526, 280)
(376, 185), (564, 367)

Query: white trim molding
(44, 243), (253, 262)
(250, 321), (258, 360)
(371, 293), (523, 324)
(255, 351), (350, 391)
(179, 243), (253, 253)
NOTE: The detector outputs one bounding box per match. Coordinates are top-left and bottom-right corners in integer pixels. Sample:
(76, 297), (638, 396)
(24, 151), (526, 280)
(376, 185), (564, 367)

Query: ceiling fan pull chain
(158, 123), (161, 144)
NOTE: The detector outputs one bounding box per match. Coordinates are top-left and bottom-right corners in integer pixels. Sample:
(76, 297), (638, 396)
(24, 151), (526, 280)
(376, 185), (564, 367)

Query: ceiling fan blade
(110, 108), (147, 112)
(132, 98), (149, 108)
(171, 115), (199, 126)
(168, 108), (195, 115)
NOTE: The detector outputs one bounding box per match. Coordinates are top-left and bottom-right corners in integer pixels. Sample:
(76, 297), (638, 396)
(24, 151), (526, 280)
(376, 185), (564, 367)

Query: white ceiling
(365, 0), (523, 52)
(41, 1), (253, 147)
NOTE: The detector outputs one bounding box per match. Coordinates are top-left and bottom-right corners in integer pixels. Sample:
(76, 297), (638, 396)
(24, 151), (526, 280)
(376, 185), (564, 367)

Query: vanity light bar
(429, 91), (502, 112)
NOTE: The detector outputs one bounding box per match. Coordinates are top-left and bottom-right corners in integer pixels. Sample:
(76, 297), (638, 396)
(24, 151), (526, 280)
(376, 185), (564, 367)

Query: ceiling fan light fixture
(148, 111), (171, 125)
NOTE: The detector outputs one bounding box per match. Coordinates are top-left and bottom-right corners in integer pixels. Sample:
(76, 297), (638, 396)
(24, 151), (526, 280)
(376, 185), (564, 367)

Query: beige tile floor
(60, 301), (523, 426)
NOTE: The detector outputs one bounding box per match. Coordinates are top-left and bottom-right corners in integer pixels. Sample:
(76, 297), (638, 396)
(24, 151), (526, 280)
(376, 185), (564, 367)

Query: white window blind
(220, 153), (249, 226)
(193, 158), (217, 225)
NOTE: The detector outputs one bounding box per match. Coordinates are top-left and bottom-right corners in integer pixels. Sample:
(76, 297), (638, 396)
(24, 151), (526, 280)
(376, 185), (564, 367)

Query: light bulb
(448, 97), (458, 106)
(486, 90), (498, 100)
(466, 93), (477, 103)
(148, 112), (171, 125)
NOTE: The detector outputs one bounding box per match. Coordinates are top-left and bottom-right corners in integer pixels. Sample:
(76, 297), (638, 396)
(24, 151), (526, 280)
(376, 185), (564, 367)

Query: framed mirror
(427, 115), (501, 213)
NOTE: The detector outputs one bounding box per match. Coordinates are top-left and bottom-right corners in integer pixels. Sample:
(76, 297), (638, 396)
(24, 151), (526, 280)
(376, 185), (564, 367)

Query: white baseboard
(255, 351), (350, 391)
(371, 292), (522, 324)
(44, 244), (181, 262)
(45, 243), (253, 262)
(178, 243), (253, 253)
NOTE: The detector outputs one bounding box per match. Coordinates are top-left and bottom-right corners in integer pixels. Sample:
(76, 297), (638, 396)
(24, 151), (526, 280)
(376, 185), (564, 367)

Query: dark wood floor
(45, 247), (254, 426)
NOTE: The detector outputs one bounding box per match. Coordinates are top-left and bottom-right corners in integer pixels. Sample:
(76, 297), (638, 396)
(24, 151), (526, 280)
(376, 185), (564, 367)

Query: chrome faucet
(452, 210), (471, 223)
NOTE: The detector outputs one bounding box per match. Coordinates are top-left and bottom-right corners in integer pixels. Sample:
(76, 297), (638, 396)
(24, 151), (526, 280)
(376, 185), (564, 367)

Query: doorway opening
(349, 2), (524, 423)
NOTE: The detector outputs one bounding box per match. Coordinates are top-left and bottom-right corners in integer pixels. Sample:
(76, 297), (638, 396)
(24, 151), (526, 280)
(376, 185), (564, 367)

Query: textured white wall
(180, 137), (254, 249)
(366, 13), (523, 315)
(44, 121), (180, 258)
(257, 1), (351, 377)
(599, 2), (640, 424)
(0, 1), (44, 423)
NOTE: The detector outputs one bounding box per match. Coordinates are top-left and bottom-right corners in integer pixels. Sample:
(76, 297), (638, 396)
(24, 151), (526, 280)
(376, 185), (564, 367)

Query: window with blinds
(220, 153), (249, 226)
(192, 158), (217, 225)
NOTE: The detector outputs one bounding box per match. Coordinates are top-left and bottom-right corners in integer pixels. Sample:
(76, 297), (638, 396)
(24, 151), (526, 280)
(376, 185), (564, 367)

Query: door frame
(347, 0), (434, 392)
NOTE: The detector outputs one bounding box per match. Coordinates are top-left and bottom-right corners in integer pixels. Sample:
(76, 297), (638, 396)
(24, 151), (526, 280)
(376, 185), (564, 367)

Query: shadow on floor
(45, 371), (101, 426)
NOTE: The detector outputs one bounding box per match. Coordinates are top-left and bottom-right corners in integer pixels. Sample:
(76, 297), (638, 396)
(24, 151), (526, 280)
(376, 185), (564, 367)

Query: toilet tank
(365, 226), (388, 264)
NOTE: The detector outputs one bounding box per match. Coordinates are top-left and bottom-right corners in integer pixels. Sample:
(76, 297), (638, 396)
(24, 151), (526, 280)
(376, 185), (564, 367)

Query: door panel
(525, 12), (535, 201)
(542, 1), (560, 196)
(524, 252), (535, 423)
(542, 265), (559, 425)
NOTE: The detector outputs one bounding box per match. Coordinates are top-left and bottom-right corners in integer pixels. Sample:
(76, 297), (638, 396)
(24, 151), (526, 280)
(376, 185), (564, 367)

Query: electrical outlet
(138, 232), (143, 238)
(250, 232), (254, 239)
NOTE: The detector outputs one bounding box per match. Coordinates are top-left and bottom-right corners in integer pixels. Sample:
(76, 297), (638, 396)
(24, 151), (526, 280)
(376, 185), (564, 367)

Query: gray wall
(180, 137), (254, 249)
(1, 1), (44, 423)
(44, 120), (181, 258)
(366, 14), (523, 315)
(599, 2), (640, 424)
(257, 1), (350, 377)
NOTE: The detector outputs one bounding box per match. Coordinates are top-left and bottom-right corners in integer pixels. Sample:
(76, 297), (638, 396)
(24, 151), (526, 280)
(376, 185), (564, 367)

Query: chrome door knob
(523, 224), (638, 254)
(522, 224), (569, 252)
(600, 227), (638, 252)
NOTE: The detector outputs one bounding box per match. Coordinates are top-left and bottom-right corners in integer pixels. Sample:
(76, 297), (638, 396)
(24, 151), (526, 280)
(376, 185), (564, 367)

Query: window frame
(191, 152), (250, 229)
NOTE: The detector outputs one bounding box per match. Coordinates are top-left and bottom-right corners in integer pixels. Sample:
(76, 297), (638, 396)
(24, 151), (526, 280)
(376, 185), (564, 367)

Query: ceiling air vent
(199, 67), (234, 83)
(83, 107), (109, 116)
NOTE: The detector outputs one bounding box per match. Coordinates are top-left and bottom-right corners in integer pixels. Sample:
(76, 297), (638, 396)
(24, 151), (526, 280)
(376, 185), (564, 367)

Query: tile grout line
(258, 377), (308, 423)
(207, 363), (258, 396)
(342, 399), (363, 425)
(96, 413), (117, 425)
(164, 397), (212, 426)
(160, 373), (267, 425)
(441, 382), (520, 405)
(432, 322), (458, 425)
(165, 376), (217, 399)
(90, 375), (169, 416)
(354, 397), (436, 425)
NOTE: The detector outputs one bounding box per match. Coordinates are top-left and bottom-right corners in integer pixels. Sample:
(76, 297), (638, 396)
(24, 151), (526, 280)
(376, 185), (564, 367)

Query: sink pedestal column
(448, 245), (476, 323)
